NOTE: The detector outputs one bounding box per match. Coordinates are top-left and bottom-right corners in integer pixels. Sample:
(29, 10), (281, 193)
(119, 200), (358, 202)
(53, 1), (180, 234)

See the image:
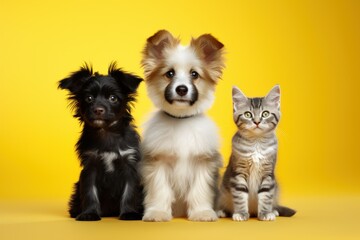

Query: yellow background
(1, 0), (359, 239)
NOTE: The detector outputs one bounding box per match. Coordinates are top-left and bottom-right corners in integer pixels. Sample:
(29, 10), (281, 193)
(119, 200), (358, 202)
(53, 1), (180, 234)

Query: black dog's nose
(94, 107), (105, 116)
(176, 85), (188, 96)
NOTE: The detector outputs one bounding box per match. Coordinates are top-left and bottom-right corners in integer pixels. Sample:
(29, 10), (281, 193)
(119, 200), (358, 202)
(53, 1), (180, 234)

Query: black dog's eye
(85, 95), (94, 103)
(165, 69), (175, 79)
(190, 70), (199, 80)
(108, 95), (118, 103)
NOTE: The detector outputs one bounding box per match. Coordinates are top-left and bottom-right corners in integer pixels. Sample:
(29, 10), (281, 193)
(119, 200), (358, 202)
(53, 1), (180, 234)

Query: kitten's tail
(275, 205), (296, 217)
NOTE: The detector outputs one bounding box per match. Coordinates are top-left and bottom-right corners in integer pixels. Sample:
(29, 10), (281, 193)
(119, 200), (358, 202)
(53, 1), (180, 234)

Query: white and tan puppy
(140, 30), (225, 221)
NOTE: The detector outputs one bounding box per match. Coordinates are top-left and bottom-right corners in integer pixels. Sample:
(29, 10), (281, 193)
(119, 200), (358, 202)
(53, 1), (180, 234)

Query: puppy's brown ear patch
(191, 34), (225, 83)
(142, 30), (180, 79)
(191, 34), (224, 63)
(144, 30), (179, 59)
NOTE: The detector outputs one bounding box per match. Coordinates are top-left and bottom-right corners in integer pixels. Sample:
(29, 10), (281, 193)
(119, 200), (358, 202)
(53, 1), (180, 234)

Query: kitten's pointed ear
(232, 86), (248, 112)
(265, 85), (281, 109)
(191, 34), (225, 82)
(108, 62), (142, 93)
(58, 63), (93, 93)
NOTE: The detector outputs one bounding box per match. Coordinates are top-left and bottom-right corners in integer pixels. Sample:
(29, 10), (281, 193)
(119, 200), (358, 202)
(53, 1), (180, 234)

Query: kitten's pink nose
(254, 121), (260, 126)
(94, 107), (105, 116)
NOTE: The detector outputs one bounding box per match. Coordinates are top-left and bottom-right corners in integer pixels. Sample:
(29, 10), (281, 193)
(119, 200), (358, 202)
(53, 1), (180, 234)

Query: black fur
(59, 62), (144, 221)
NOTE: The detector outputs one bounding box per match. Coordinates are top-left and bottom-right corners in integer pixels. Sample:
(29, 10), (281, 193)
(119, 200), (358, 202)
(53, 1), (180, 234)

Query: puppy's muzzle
(176, 85), (188, 96)
(94, 107), (105, 116)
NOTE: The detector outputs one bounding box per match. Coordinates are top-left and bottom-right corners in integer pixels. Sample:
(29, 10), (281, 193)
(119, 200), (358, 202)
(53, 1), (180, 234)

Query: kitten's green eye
(108, 95), (118, 103)
(262, 111), (270, 118)
(244, 111), (253, 119)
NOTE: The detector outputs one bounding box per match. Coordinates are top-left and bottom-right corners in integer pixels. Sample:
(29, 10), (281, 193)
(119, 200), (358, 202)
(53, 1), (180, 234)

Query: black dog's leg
(69, 182), (81, 218)
(76, 168), (101, 221)
(119, 168), (143, 220)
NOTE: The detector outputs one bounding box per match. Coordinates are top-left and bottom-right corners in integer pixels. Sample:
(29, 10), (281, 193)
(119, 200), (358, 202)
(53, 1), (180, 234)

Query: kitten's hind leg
(217, 210), (227, 218)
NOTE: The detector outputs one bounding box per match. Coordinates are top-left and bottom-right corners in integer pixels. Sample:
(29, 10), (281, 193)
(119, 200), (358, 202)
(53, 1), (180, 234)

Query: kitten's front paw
(76, 212), (101, 221)
(232, 212), (249, 221)
(258, 212), (276, 221)
(188, 210), (218, 222)
(143, 210), (172, 222)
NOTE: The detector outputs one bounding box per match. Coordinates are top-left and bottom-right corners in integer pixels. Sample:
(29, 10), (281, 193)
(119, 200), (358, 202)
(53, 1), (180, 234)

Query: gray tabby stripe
(271, 113), (279, 123)
(236, 114), (243, 125)
(251, 98), (262, 109)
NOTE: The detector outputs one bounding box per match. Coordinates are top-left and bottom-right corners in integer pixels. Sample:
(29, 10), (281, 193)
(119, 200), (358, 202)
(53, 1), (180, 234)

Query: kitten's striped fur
(218, 85), (296, 221)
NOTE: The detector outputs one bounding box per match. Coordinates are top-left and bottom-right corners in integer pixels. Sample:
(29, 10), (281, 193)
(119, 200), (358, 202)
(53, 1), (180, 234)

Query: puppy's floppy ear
(191, 34), (224, 62)
(142, 30), (180, 78)
(191, 34), (225, 83)
(108, 62), (142, 93)
(143, 30), (179, 59)
(58, 63), (93, 93)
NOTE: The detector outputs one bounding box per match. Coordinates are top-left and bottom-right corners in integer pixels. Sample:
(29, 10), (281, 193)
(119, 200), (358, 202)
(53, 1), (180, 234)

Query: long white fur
(141, 34), (223, 221)
(141, 112), (221, 221)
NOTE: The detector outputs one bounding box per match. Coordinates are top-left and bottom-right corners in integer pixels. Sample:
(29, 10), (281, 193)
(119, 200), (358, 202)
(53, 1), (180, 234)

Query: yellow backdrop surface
(0, 0), (360, 239)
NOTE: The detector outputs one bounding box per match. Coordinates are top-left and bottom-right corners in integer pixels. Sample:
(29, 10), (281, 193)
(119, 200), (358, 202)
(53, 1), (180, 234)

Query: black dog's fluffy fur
(58, 62), (143, 221)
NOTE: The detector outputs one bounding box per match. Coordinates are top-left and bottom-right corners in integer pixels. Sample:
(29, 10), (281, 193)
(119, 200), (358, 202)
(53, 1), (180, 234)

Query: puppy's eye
(262, 111), (270, 118)
(190, 70), (199, 80)
(165, 69), (175, 79)
(85, 95), (94, 103)
(108, 95), (118, 103)
(244, 111), (253, 119)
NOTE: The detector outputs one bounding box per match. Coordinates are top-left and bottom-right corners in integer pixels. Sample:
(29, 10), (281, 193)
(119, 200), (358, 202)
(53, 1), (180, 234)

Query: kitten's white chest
(249, 139), (276, 163)
(251, 142), (265, 163)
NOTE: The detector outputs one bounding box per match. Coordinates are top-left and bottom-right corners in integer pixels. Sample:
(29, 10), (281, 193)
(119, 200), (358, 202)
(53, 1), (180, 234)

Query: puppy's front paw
(76, 212), (101, 221)
(232, 212), (249, 221)
(143, 210), (172, 222)
(120, 212), (143, 221)
(188, 210), (218, 222)
(258, 212), (276, 221)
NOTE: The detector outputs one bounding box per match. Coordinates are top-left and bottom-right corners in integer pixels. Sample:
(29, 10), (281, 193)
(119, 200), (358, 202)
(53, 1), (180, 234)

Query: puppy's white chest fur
(142, 111), (220, 158)
(142, 111), (221, 218)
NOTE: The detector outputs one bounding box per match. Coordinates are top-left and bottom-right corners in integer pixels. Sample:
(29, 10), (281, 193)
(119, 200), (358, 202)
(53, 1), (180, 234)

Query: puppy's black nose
(94, 107), (105, 116)
(176, 85), (188, 96)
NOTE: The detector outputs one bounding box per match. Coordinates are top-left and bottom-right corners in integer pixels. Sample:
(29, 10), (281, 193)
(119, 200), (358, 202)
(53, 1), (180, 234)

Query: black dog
(58, 62), (143, 221)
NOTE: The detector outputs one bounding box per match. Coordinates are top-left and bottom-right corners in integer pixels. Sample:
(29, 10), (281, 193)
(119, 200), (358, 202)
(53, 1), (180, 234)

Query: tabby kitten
(217, 85), (296, 221)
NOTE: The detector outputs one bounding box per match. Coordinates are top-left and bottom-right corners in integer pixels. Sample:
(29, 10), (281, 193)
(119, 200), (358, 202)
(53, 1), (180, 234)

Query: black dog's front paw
(76, 212), (101, 221)
(119, 212), (143, 220)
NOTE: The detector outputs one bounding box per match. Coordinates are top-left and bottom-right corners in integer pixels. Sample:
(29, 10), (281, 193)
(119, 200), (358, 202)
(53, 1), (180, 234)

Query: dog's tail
(275, 205), (296, 217)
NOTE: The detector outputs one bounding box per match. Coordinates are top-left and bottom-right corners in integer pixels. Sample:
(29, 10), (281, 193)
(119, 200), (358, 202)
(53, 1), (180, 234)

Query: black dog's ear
(58, 63), (93, 93)
(108, 62), (142, 93)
